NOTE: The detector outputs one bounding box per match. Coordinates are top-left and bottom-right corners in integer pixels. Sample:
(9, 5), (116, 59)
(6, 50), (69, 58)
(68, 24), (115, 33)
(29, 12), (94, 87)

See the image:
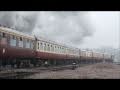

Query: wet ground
(24, 63), (120, 79)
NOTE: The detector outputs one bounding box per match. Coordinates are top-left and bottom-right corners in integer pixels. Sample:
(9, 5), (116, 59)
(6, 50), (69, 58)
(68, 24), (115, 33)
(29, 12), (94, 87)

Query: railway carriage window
(63, 48), (65, 53)
(23, 39), (27, 48)
(39, 42), (43, 51)
(30, 41), (33, 49)
(50, 45), (52, 51)
(68, 49), (70, 54)
(61, 48), (64, 53)
(65, 48), (67, 53)
(2, 32), (6, 38)
(32, 41), (34, 49)
(38, 43), (39, 49)
(59, 47), (61, 53)
(10, 35), (16, 46)
(66, 48), (67, 53)
(56, 46), (58, 53)
(0, 32), (2, 39)
(55, 46), (57, 52)
(64, 48), (65, 53)
(47, 44), (49, 51)
(51, 45), (54, 52)
(26, 39), (30, 48)
(61, 47), (62, 53)
(55, 45), (56, 52)
(66, 48), (68, 54)
(48, 44), (50, 51)
(70, 50), (71, 54)
(59, 47), (60, 53)
(60, 47), (62, 53)
(0, 32), (6, 38)
(57, 47), (59, 53)
(64, 48), (66, 54)
(67, 49), (69, 54)
(61, 47), (63, 53)
(40, 43), (42, 45)
(46, 43), (47, 51)
(66, 49), (67, 54)
(54, 46), (56, 52)
(49, 45), (51, 51)
(62, 48), (64, 53)
(46, 43), (48, 51)
(13, 35), (15, 39)
(20, 37), (22, 41)
(44, 43), (46, 51)
(57, 46), (58, 53)
(50, 44), (52, 52)
(57, 46), (59, 53)
(18, 37), (23, 48)
(60, 47), (61, 53)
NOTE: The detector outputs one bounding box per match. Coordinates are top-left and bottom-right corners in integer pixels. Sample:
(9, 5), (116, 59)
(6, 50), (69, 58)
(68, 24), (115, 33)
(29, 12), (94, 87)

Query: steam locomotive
(0, 26), (113, 68)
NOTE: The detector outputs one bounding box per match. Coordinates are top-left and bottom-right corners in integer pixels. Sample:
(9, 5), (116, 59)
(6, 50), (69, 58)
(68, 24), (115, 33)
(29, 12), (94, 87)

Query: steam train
(0, 26), (113, 68)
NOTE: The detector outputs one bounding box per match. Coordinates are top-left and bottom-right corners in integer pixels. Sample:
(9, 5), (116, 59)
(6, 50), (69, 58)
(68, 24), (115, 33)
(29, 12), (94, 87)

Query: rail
(0, 65), (79, 79)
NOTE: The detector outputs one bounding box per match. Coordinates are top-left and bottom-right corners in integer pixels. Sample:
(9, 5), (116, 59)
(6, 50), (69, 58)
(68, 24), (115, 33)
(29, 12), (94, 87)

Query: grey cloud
(0, 11), (39, 33)
(34, 12), (94, 47)
(0, 11), (94, 47)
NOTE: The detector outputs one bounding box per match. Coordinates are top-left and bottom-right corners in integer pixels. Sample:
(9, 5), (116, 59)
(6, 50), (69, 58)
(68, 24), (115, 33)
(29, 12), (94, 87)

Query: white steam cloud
(0, 11), (94, 47)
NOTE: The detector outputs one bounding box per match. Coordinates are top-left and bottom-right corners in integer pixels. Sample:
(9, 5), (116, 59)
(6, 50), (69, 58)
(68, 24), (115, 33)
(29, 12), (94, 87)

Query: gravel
(25, 63), (120, 79)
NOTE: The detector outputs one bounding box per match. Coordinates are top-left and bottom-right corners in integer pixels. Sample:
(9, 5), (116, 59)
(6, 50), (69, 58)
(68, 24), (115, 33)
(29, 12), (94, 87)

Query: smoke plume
(0, 11), (94, 47)
(33, 11), (94, 47)
(0, 11), (38, 33)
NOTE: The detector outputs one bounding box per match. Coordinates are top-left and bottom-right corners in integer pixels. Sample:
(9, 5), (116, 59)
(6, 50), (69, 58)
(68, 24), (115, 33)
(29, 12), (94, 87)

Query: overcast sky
(0, 11), (119, 49)
(80, 11), (119, 49)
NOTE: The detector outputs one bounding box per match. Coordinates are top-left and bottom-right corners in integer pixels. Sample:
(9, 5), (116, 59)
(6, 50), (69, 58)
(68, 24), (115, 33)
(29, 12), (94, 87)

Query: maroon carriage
(0, 26), (36, 66)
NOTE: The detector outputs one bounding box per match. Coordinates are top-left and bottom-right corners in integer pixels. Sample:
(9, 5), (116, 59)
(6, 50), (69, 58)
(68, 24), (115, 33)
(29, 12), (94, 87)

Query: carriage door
(0, 32), (8, 57)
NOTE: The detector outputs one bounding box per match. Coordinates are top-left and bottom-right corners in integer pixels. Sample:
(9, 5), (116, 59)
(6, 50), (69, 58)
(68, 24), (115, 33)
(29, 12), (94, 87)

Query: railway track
(0, 64), (79, 79)
(0, 63), (102, 79)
